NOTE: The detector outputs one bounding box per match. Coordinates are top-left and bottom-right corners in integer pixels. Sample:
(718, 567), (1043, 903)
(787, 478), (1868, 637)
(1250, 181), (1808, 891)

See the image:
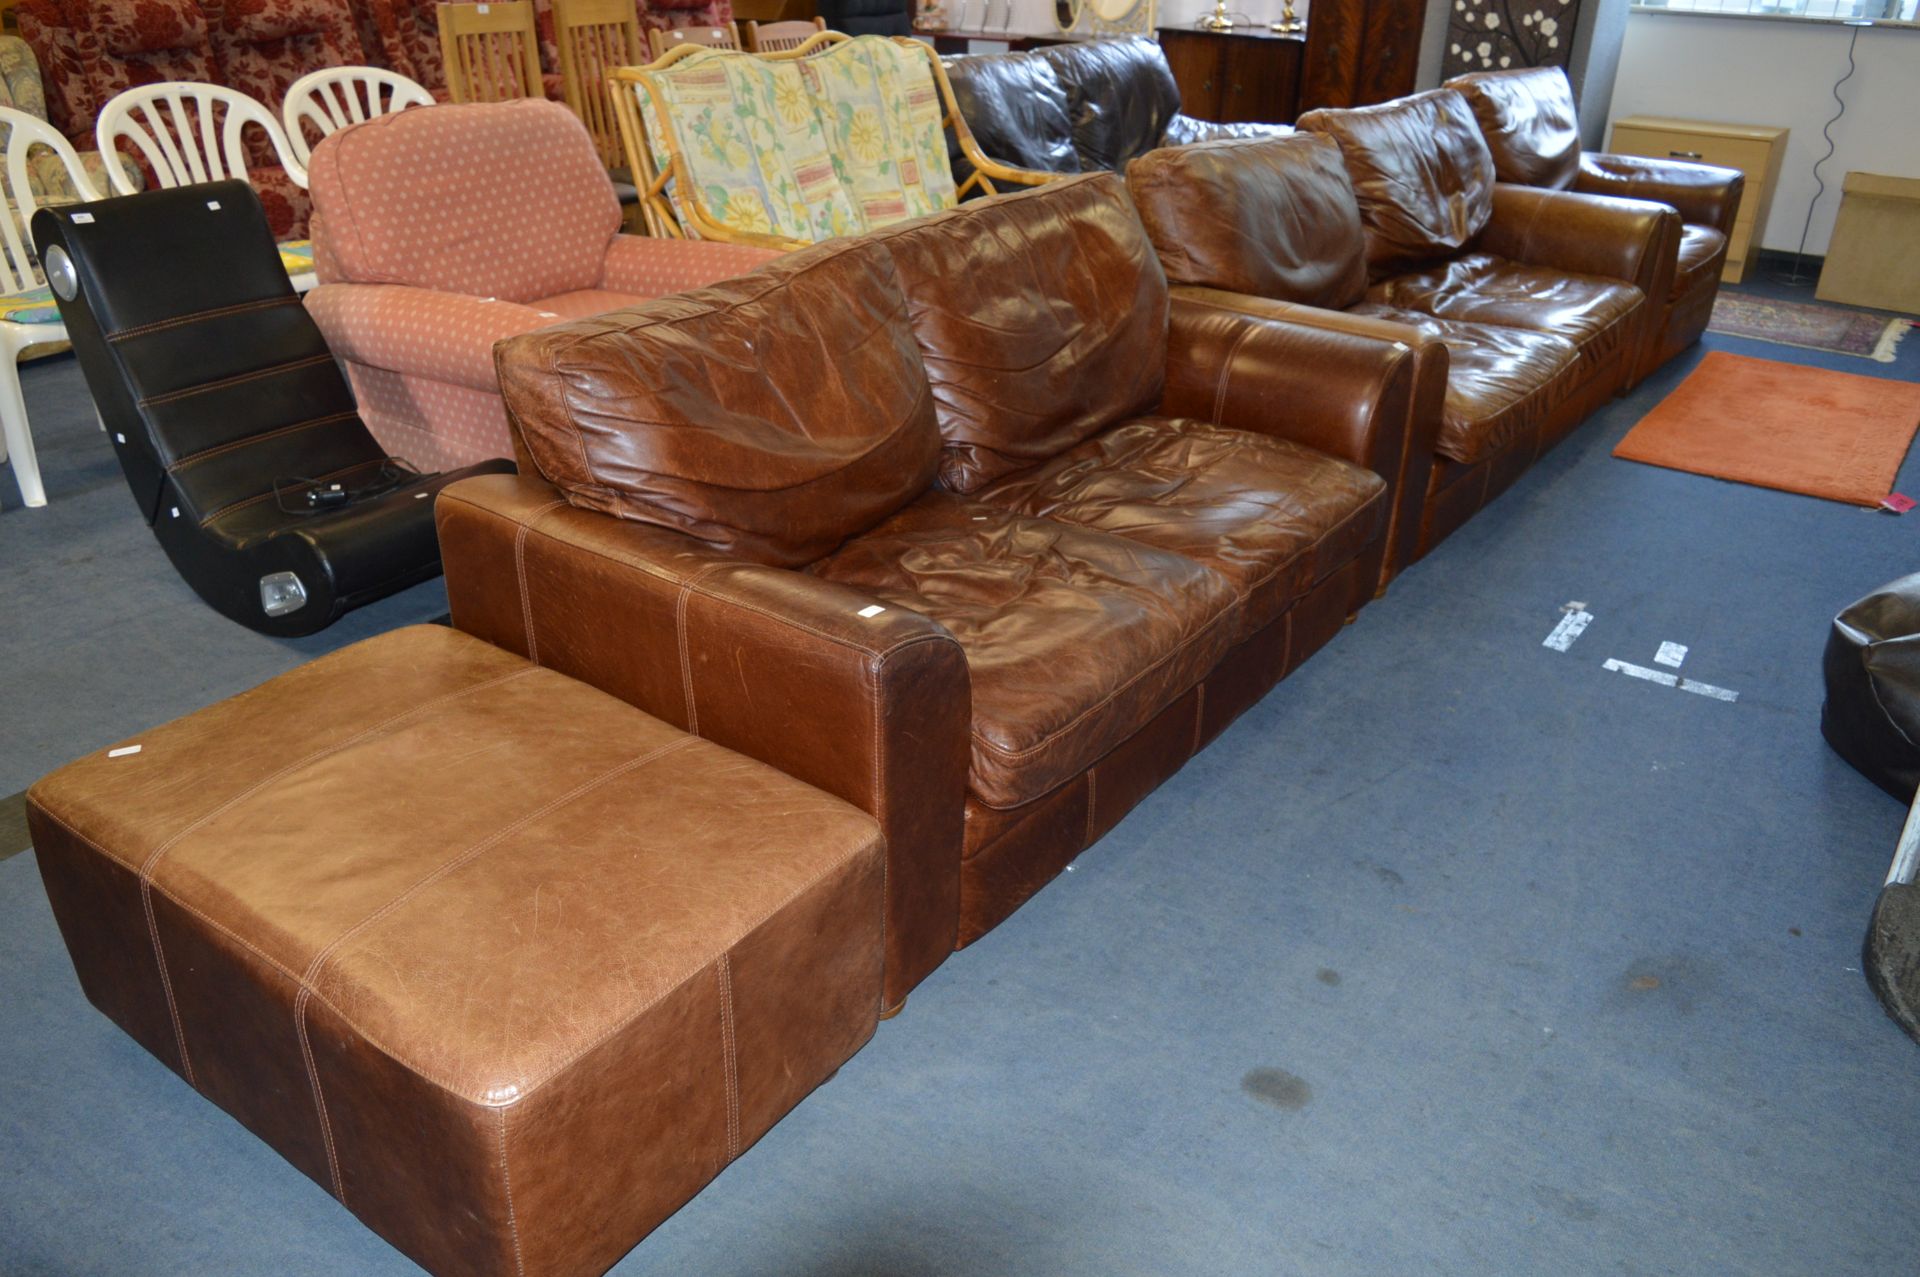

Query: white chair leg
(0, 338), (46, 508)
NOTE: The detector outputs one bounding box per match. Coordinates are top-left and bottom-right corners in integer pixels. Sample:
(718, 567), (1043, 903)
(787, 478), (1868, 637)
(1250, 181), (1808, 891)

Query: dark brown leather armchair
(1445, 66), (1744, 380)
(437, 174), (1418, 1009)
(1131, 111), (1670, 565)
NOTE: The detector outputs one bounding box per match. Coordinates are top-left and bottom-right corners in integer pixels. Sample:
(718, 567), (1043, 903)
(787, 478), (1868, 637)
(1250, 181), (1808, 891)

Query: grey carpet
(4, 284), (1920, 1275)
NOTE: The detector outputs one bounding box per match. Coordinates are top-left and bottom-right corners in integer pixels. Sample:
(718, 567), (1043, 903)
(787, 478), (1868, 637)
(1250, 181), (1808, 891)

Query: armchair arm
(1481, 183), (1678, 301)
(1163, 290), (1430, 594)
(597, 234), (780, 296)
(305, 284), (558, 393)
(1576, 152), (1745, 237)
(436, 472), (971, 1010)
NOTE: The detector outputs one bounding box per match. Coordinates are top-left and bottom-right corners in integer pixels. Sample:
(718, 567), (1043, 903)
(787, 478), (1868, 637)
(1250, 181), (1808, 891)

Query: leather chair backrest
(1299, 88), (1496, 279)
(870, 171), (1168, 493)
(1126, 133), (1368, 311)
(1446, 65), (1581, 190)
(939, 47), (1078, 177)
(494, 237), (942, 567)
(1037, 36), (1180, 174)
(306, 98), (619, 302)
(32, 180), (373, 526)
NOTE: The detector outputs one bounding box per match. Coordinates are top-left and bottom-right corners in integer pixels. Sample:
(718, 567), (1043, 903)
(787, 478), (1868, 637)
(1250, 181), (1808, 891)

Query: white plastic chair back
(96, 82), (307, 197)
(282, 67), (434, 170)
(1, 108), (97, 295)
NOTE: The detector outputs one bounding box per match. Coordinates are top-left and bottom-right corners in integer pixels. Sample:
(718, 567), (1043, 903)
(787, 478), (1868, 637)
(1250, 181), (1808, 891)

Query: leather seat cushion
(1036, 37), (1181, 172)
(977, 417), (1386, 637)
(1368, 253), (1643, 369)
(531, 288), (651, 321)
(1350, 303), (1580, 465)
(1672, 223), (1728, 302)
(809, 492), (1241, 809)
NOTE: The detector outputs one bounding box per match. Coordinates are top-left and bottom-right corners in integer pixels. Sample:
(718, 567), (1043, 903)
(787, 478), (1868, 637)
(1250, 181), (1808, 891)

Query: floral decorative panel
(1443, 0), (1585, 77)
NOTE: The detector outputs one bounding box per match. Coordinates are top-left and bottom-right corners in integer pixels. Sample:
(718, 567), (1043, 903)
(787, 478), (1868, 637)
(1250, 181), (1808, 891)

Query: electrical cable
(1783, 19), (1870, 286)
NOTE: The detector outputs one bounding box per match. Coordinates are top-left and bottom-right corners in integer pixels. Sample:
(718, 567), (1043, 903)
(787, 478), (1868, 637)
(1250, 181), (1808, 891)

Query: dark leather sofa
(1444, 66), (1743, 381)
(1127, 119), (1674, 571)
(436, 173), (1423, 1008)
(940, 36), (1289, 184)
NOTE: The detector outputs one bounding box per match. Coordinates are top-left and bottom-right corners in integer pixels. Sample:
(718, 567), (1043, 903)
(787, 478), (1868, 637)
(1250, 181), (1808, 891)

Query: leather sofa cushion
(940, 48), (1078, 176)
(1370, 254), (1643, 368)
(873, 172), (1168, 493)
(1351, 303), (1579, 466)
(1038, 37), (1181, 173)
(1126, 133), (1367, 312)
(810, 493), (1241, 809)
(1299, 89), (1496, 278)
(494, 237), (941, 568)
(978, 417), (1386, 638)
(1446, 66), (1582, 190)
(1162, 116), (1294, 147)
(1673, 223), (1728, 301)
(307, 99), (621, 302)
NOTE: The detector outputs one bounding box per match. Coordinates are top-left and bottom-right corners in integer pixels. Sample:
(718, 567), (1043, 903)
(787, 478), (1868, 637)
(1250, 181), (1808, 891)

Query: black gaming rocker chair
(31, 180), (512, 636)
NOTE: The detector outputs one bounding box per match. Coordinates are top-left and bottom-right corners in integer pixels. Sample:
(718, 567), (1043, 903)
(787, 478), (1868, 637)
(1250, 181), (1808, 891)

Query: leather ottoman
(27, 625), (884, 1276)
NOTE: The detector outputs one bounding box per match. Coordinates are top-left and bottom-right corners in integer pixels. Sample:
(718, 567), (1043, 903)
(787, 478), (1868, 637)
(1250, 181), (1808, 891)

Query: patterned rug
(1709, 293), (1913, 362)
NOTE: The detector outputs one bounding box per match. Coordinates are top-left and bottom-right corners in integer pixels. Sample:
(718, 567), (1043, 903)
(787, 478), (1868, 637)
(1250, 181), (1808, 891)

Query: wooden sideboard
(1607, 116), (1789, 284)
(1157, 27), (1304, 125)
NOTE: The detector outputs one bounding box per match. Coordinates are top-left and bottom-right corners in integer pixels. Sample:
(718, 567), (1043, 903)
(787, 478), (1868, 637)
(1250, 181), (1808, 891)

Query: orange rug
(1614, 351), (1920, 506)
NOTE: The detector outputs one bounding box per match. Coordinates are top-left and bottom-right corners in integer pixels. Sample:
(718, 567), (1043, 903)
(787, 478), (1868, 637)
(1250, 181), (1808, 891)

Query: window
(1632, 0), (1919, 20)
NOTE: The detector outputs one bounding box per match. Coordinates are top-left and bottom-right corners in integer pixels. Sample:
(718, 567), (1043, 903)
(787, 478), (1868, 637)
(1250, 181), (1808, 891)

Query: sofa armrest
(435, 472), (971, 1010)
(1576, 152), (1745, 237)
(305, 284), (557, 393)
(1167, 287), (1445, 591)
(597, 234), (780, 296)
(1163, 290), (1425, 593)
(1481, 183), (1678, 301)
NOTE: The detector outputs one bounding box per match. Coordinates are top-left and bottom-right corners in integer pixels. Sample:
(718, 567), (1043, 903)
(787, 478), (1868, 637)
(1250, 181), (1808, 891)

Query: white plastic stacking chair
(0, 106), (101, 509)
(281, 66), (434, 170)
(94, 83), (317, 292)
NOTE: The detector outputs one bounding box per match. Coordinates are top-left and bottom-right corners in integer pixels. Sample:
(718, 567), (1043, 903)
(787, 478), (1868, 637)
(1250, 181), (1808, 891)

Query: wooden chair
(744, 18), (825, 52)
(553, 0), (644, 170)
(437, 1), (543, 103)
(645, 23), (741, 59)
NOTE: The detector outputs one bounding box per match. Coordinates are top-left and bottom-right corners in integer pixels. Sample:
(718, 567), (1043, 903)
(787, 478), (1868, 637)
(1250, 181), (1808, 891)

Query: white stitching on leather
(717, 953), (740, 1161)
(499, 1109), (527, 1277)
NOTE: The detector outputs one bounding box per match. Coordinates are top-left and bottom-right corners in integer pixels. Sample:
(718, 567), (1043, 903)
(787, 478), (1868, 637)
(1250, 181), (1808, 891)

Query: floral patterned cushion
(0, 283), (63, 325)
(636, 36), (956, 244)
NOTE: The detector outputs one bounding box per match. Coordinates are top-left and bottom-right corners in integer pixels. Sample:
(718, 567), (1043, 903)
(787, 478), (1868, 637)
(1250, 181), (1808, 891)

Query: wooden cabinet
(1157, 28), (1303, 125)
(1606, 116), (1789, 285)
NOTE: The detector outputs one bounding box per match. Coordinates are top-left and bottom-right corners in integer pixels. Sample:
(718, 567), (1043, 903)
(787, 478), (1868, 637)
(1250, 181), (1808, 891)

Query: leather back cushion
(1299, 89), (1496, 277)
(1125, 133), (1367, 310)
(494, 238), (941, 567)
(873, 172), (1168, 493)
(1447, 65), (1581, 190)
(1039, 37), (1180, 173)
(307, 99), (619, 302)
(941, 48), (1078, 176)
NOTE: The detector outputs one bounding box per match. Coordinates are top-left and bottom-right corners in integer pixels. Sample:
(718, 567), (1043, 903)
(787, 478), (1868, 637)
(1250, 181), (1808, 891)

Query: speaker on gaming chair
(32, 181), (513, 637)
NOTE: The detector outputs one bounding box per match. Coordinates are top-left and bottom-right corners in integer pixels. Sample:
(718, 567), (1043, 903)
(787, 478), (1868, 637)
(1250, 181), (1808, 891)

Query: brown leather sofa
(1268, 91), (1674, 558)
(436, 173), (1423, 1009)
(1129, 124), (1674, 568)
(1445, 66), (1744, 381)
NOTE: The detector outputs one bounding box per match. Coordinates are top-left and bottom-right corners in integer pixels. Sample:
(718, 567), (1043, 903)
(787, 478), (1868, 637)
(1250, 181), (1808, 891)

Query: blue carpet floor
(3, 287), (1919, 1275)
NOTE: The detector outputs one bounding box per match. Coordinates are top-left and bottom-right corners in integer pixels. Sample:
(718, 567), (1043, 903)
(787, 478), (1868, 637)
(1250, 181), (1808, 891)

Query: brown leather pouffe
(27, 625), (884, 1277)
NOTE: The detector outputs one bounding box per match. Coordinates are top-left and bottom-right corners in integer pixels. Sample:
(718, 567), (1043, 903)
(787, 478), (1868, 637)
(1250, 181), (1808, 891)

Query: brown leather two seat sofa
(439, 172), (1422, 1011)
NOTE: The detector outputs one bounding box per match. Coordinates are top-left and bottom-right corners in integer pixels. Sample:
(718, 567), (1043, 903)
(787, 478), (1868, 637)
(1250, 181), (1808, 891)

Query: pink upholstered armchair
(303, 98), (776, 470)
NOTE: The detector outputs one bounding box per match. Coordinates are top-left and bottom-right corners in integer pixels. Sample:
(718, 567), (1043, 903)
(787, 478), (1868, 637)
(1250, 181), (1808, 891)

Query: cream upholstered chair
(0, 105), (100, 508)
(281, 66), (435, 169)
(437, 0), (544, 103)
(94, 82), (317, 291)
(553, 0), (645, 171)
(744, 17), (824, 52)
